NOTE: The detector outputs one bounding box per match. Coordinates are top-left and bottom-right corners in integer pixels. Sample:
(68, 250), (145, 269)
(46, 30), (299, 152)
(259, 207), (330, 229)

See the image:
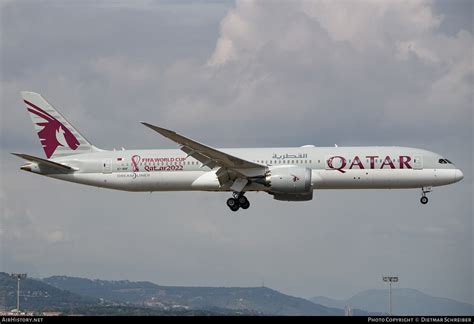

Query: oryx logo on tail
(25, 100), (80, 158)
(21, 91), (99, 159)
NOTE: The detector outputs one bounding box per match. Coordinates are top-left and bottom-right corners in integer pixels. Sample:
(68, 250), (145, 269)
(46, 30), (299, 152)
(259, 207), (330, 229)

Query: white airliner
(14, 92), (463, 211)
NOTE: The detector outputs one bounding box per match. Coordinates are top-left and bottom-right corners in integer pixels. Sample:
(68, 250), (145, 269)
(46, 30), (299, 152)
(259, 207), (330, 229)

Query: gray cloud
(1, 0), (472, 304)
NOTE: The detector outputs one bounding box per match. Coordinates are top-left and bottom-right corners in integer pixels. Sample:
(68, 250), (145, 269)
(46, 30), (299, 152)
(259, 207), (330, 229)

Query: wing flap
(181, 145), (219, 169)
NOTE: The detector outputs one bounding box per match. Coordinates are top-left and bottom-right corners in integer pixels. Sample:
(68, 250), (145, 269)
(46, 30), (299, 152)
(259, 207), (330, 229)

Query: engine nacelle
(272, 191), (313, 201)
(266, 166), (312, 194)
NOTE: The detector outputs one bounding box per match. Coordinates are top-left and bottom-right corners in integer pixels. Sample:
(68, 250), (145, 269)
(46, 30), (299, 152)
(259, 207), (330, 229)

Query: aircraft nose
(455, 169), (464, 182)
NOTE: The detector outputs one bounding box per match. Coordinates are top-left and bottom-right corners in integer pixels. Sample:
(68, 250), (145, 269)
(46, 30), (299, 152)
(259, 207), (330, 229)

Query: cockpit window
(438, 158), (454, 164)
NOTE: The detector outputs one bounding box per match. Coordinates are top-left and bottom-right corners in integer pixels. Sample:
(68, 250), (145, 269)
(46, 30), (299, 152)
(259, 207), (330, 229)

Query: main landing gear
(226, 192), (250, 211)
(420, 187), (432, 205)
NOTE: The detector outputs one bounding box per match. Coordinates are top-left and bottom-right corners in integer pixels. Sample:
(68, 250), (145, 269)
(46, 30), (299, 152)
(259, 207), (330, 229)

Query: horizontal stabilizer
(11, 153), (76, 172)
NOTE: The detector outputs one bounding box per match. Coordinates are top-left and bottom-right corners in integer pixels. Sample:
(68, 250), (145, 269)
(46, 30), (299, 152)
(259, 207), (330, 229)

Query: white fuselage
(24, 146), (463, 193)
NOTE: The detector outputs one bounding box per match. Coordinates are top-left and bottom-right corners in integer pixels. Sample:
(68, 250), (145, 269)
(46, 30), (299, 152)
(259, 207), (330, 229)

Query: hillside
(0, 272), (97, 311)
(43, 276), (344, 315)
(0, 272), (263, 315)
(310, 288), (474, 315)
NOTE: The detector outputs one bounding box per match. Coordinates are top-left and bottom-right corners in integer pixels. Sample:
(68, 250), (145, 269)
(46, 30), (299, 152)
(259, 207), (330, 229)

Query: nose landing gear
(226, 192), (250, 211)
(420, 187), (432, 205)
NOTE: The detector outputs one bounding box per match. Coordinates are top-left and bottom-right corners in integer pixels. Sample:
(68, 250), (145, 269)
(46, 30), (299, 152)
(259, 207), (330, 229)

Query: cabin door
(413, 155), (423, 170)
(102, 159), (112, 173)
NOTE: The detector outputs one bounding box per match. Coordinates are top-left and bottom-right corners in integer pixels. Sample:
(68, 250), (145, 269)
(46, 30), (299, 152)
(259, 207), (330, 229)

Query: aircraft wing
(141, 122), (266, 187)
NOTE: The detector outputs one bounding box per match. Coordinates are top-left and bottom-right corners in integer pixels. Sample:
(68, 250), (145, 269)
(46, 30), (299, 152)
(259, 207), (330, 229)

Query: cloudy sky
(1, 0), (472, 305)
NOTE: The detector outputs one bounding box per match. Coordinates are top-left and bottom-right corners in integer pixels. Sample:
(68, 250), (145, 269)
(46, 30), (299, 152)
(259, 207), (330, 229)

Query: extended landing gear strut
(226, 192), (250, 211)
(420, 187), (432, 205)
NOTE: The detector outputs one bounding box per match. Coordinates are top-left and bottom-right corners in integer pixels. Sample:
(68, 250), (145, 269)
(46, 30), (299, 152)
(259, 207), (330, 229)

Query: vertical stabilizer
(21, 91), (100, 159)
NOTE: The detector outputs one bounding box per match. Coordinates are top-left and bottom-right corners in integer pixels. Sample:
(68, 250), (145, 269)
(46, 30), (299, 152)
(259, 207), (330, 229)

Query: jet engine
(264, 166), (313, 201)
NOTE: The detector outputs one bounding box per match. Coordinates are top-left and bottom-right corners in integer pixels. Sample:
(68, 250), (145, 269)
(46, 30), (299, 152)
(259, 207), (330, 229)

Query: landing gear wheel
(420, 187), (432, 205)
(227, 198), (238, 209)
(238, 195), (248, 206)
(240, 201), (250, 209)
(228, 192), (250, 211)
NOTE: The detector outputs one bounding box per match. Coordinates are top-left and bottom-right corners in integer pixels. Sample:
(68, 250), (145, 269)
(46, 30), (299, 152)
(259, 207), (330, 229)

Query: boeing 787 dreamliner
(13, 92), (463, 211)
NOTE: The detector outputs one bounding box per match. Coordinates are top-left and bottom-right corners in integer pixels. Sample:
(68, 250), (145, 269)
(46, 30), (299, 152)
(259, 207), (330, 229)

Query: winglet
(141, 122), (183, 144)
(141, 122), (175, 135)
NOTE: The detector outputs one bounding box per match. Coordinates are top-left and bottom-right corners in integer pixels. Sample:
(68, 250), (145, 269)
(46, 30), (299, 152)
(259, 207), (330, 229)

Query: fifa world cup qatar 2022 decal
(131, 155), (187, 172)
